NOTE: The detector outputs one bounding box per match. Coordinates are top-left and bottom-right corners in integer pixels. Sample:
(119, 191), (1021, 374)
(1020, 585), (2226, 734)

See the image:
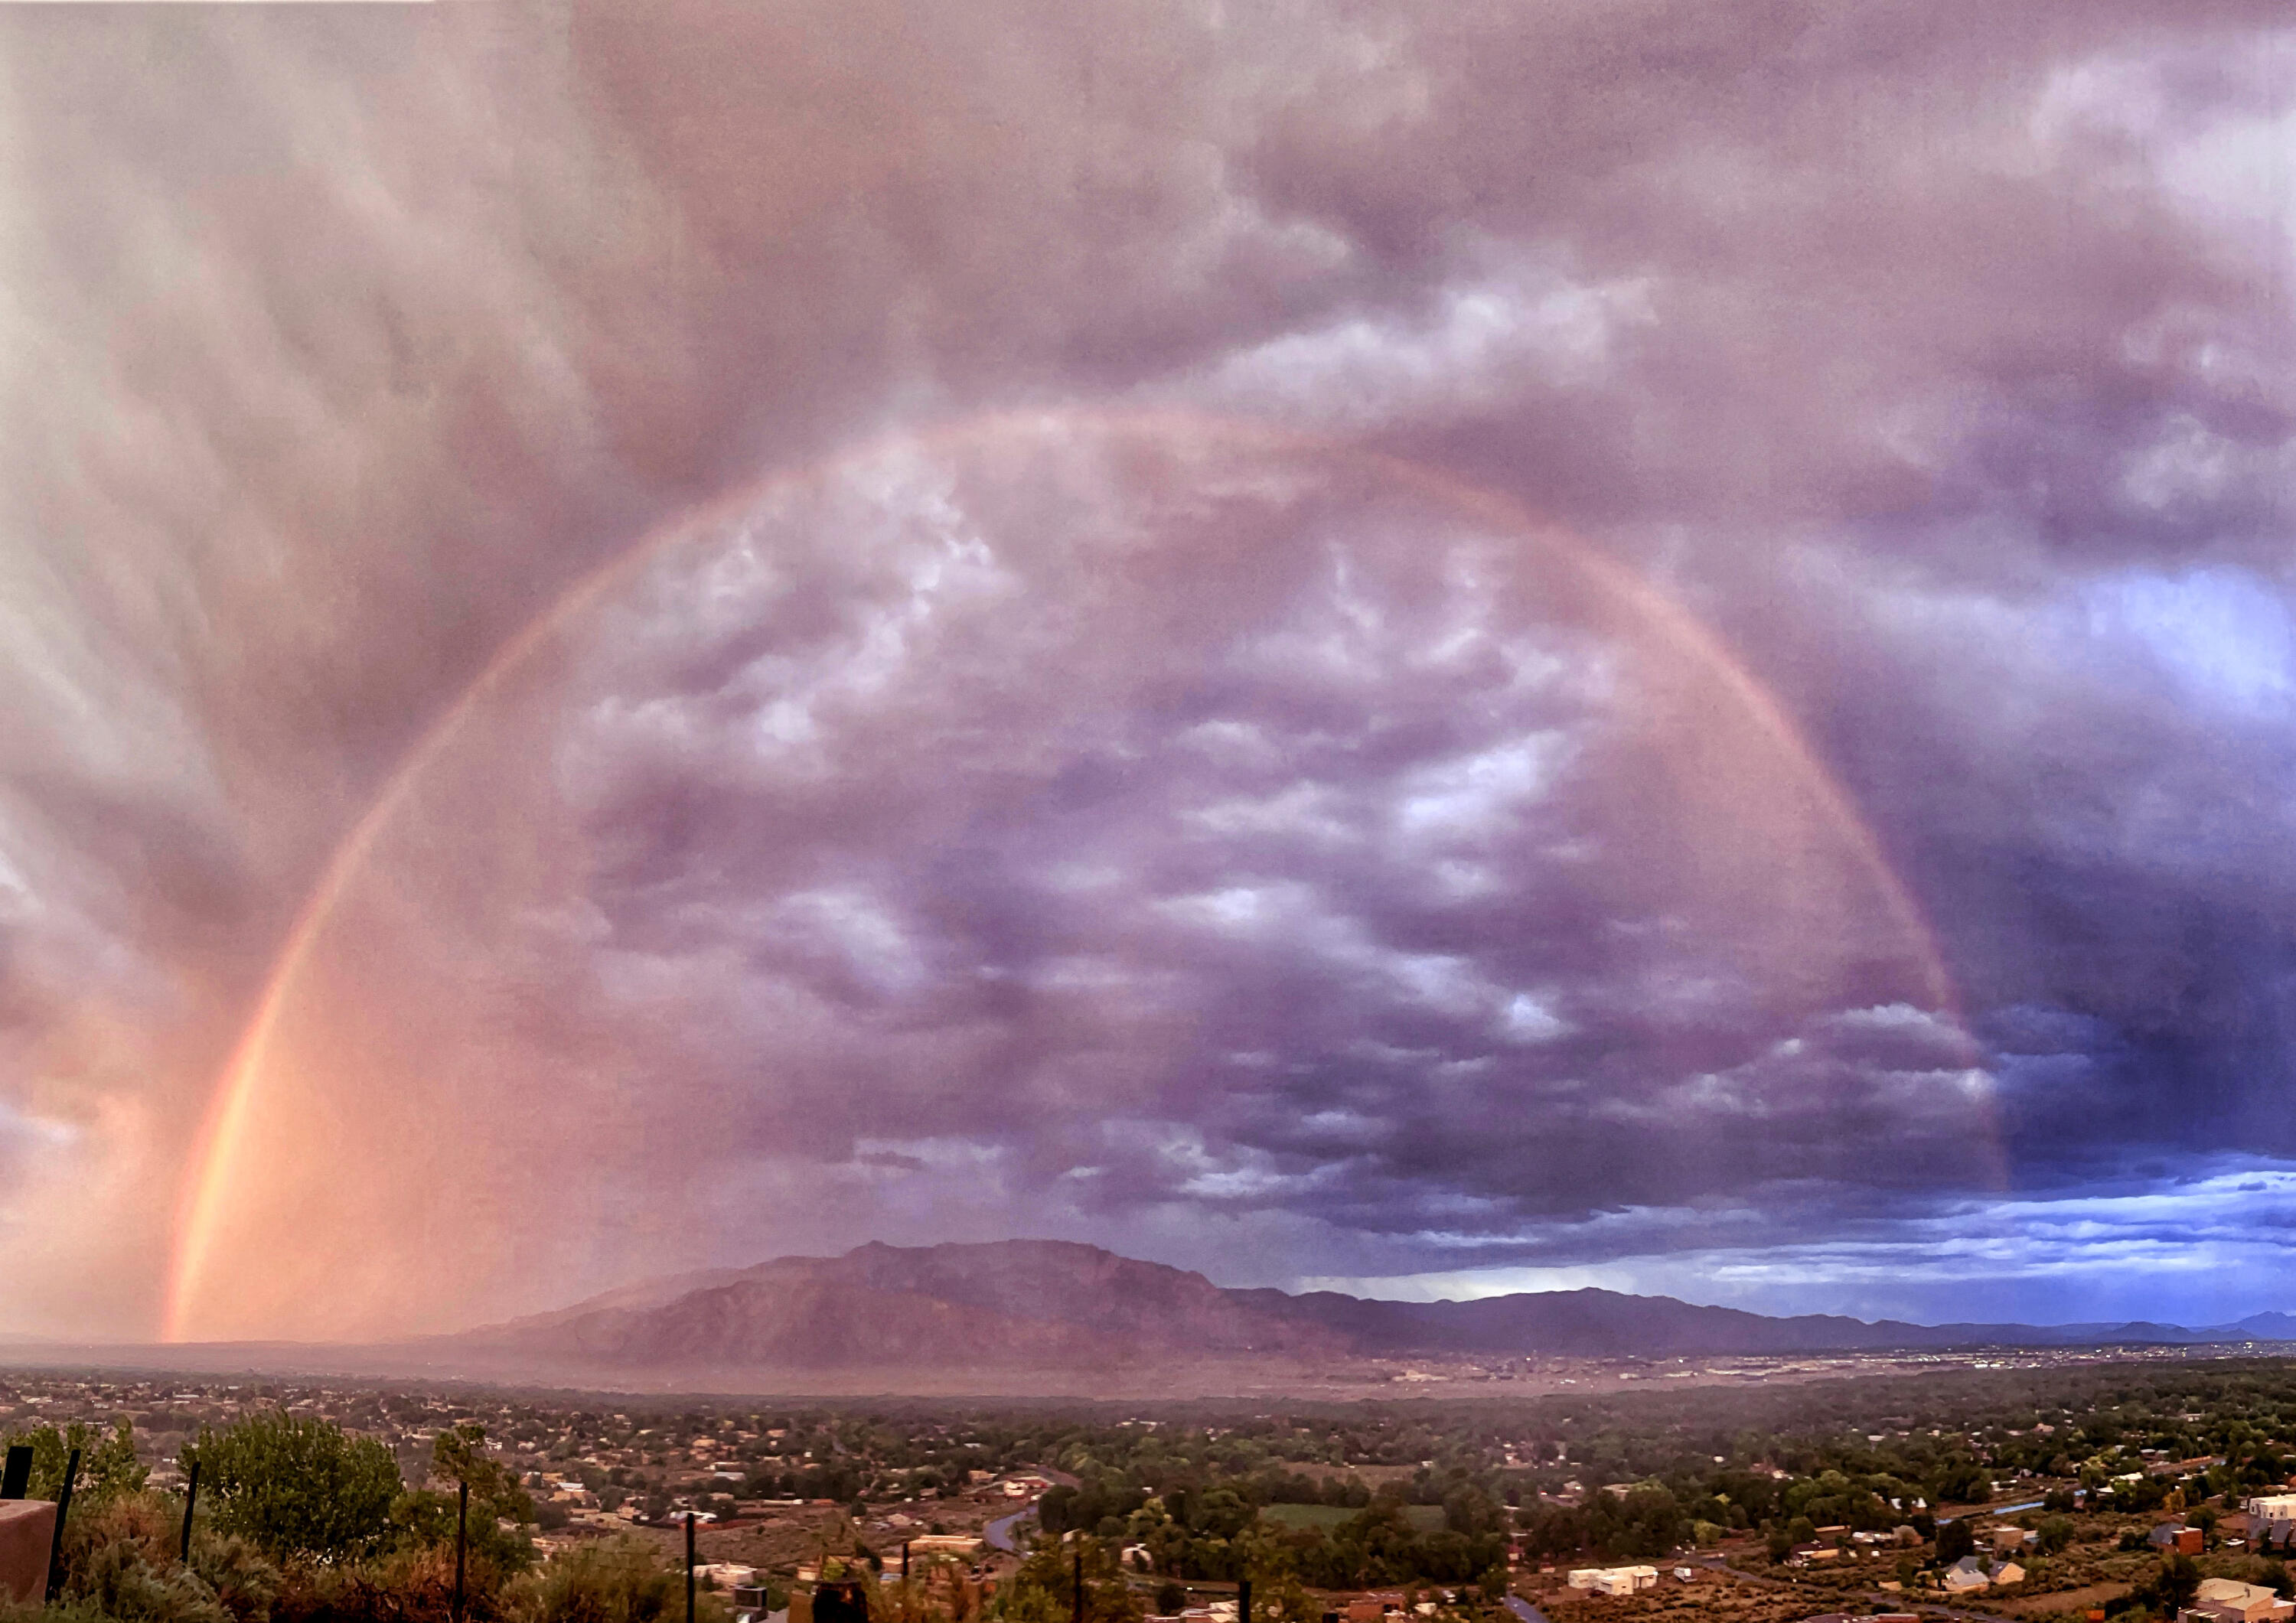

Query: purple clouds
(0, 1), (2289, 1337)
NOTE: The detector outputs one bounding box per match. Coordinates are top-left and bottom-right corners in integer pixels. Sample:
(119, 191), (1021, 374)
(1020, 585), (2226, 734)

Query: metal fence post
(180, 1459), (201, 1563)
(0, 1445), (28, 1500)
(44, 1447), (80, 1602)
(687, 1510), (697, 1623)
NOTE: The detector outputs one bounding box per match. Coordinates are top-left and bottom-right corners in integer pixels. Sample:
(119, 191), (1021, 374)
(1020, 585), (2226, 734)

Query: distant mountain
(452, 1239), (2296, 1380)
(461, 1240), (1342, 1376)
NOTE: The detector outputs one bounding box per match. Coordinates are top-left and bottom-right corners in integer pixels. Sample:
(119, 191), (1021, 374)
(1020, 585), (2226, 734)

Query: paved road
(985, 1505), (1035, 1553)
(1503, 1596), (1551, 1623)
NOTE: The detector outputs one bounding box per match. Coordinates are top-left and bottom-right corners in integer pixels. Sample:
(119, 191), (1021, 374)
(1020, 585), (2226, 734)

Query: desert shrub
(510, 1538), (693, 1623)
(56, 1535), (230, 1623)
(272, 1543), (511, 1623)
(188, 1536), (282, 1623)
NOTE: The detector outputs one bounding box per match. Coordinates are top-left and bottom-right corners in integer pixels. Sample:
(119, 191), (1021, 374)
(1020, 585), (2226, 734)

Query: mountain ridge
(454, 1239), (2296, 1374)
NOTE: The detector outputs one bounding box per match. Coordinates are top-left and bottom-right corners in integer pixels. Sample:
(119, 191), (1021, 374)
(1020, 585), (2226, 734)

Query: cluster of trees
(171, 1413), (537, 1567)
(737, 1461), (871, 1507)
(1037, 1471), (1507, 1589)
(1517, 1484), (1691, 1563)
(1256, 1498), (1508, 1591)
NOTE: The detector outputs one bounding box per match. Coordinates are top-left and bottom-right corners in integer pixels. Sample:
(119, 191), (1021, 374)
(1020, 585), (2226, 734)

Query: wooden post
(179, 1460), (201, 1563)
(0, 1445), (28, 1501)
(1072, 1550), (1083, 1623)
(452, 1479), (468, 1623)
(1238, 1577), (1251, 1623)
(43, 1448), (79, 1602)
(902, 1540), (910, 1582)
(687, 1511), (697, 1623)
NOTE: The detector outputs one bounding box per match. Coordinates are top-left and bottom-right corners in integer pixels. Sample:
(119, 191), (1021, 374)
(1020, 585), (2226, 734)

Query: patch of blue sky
(2081, 565), (2294, 712)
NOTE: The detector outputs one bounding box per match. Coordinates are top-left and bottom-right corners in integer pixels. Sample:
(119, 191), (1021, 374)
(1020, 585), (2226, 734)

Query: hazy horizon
(2, 2), (2292, 1345)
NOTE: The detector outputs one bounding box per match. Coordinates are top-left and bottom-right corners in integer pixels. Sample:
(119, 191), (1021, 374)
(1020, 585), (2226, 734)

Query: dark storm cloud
(0, 0), (2291, 1334)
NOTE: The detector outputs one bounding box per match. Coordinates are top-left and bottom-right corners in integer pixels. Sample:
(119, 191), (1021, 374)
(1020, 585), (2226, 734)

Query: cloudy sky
(1, 0), (2292, 1342)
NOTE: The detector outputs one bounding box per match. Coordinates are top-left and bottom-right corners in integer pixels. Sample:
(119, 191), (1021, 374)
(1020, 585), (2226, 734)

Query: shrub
(512, 1538), (691, 1623)
(182, 1414), (401, 1562)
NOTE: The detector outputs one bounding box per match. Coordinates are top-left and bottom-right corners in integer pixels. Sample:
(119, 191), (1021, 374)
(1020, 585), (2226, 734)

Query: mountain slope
(458, 1239), (2296, 1374)
(464, 1241), (1342, 1373)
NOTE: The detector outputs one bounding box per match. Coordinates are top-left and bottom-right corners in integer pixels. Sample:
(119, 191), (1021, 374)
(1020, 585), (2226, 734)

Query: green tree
(1, 1418), (147, 1507)
(1440, 1485), (1504, 1539)
(182, 1412), (401, 1560)
(996, 1537), (1141, 1623)
(393, 1422), (536, 1571)
(2134, 1552), (2202, 1615)
(2037, 1516), (2076, 1555)
(1935, 1520), (1976, 1566)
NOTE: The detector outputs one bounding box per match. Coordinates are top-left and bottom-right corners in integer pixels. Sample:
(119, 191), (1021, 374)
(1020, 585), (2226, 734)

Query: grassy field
(1261, 1504), (1446, 1533)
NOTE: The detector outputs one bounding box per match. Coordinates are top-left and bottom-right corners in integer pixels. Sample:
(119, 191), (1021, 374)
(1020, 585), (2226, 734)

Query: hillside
(453, 1239), (2296, 1380)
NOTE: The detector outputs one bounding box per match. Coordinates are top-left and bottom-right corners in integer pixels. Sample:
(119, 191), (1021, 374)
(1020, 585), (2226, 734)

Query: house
(907, 1537), (983, 1559)
(1564, 1566), (1657, 1595)
(1593, 1567), (1658, 1597)
(1942, 1557), (1991, 1592)
(2190, 1578), (2296, 1622)
(2153, 1524), (2206, 1555)
(2250, 1496), (2296, 1521)
(1992, 1562), (2026, 1586)
(1985, 1524), (2037, 1554)
(2151, 1456), (2226, 1478)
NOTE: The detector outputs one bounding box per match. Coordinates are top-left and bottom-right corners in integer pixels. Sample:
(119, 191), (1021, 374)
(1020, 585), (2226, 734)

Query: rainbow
(160, 404), (1972, 1342)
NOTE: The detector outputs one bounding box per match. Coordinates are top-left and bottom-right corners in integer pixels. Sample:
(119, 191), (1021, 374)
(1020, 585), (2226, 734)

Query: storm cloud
(0, 0), (2290, 1338)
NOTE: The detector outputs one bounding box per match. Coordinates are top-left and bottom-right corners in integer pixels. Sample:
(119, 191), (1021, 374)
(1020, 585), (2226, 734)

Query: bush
(512, 1537), (693, 1623)
(23, 1493), (258, 1623)
(182, 1414), (401, 1562)
(269, 1543), (504, 1623)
